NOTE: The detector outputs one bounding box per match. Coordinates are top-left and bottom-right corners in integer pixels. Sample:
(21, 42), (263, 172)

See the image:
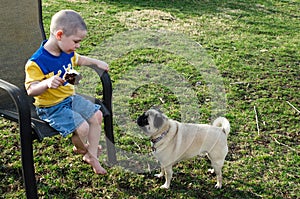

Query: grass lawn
(1, 0), (299, 198)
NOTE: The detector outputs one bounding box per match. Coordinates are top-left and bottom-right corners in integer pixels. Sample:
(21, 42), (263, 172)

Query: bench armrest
(89, 68), (117, 164)
(0, 79), (38, 198)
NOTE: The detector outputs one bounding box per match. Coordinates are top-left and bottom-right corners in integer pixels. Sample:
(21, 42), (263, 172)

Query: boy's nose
(75, 43), (80, 49)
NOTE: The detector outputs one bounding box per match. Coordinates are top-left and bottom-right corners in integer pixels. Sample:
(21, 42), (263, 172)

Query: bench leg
(104, 114), (117, 165)
(20, 130), (38, 199)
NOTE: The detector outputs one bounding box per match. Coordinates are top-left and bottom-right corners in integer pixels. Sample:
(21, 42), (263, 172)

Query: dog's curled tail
(213, 117), (230, 137)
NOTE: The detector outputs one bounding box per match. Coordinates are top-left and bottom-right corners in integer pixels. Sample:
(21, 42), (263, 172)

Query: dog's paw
(155, 173), (164, 178)
(160, 184), (170, 189)
(215, 183), (222, 189)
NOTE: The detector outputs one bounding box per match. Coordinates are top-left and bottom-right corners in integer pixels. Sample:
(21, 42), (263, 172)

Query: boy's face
(57, 29), (87, 54)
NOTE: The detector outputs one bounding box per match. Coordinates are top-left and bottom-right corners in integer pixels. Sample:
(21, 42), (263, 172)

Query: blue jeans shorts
(36, 95), (101, 137)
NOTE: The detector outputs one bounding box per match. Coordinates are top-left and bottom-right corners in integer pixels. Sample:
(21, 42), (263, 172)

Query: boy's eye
(74, 40), (81, 44)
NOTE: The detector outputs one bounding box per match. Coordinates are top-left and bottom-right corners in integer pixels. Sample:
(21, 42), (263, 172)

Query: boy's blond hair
(50, 10), (87, 36)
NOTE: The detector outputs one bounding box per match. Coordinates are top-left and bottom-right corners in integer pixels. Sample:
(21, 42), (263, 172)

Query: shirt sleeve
(24, 60), (45, 90)
(72, 52), (79, 67)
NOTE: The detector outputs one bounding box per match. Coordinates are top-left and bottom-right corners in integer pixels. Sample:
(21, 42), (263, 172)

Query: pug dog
(137, 109), (230, 189)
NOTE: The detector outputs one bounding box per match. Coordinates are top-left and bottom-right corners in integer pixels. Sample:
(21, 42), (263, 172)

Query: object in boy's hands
(64, 69), (82, 85)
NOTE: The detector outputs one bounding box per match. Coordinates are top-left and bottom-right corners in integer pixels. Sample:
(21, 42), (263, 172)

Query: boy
(25, 10), (108, 174)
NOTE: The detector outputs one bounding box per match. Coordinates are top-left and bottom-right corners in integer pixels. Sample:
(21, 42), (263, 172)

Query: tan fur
(137, 109), (230, 189)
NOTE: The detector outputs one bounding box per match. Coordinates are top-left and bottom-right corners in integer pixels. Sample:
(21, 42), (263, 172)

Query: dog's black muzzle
(137, 112), (149, 127)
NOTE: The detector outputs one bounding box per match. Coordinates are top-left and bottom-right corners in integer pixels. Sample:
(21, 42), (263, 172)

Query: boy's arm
(77, 55), (109, 71)
(27, 76), (65, 96)
(25, 61), (65, 96)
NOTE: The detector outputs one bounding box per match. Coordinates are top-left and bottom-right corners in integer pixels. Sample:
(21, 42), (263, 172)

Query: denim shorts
(36, 95), (101, 137)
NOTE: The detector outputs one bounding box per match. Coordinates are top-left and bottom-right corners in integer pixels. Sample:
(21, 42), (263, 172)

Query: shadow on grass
(0, 164), (23, 194)
(104, 0), (298, 35)
(37, 183), (78, 199)
(116, 170), (262, 199)
(104, 0), (297, 17)
(35, 165), (83, 198)
(104, 0), (255, 15)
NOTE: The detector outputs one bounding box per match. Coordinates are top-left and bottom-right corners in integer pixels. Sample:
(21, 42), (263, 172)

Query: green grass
(1, 0), (299, 198)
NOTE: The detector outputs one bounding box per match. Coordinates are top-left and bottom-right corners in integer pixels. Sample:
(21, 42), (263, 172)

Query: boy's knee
(91, 110), (102, 124)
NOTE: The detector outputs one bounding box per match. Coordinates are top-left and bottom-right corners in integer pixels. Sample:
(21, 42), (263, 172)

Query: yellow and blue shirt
(25, 41), (79, 107)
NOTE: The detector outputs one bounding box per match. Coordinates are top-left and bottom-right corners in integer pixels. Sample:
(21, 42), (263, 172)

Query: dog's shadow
(117, 158), (262, 199)
(170, 158), (263, 198)
(164, 171), (262, 199)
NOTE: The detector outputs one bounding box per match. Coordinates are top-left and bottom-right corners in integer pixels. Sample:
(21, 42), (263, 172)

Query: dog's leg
(208, 147), (227, 188)
(209, 161), (224, 188)
(209, 154), (225, 188)
(155, 166), (165, 178)
(213, 165), (222, 188)
(160, 165), (173, 189)
(206, 153), (215, 174)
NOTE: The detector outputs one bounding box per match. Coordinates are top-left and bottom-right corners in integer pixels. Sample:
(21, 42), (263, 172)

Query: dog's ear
(154, 112), (164, 129)
(151, 105), (163, 113)
(137, 112), (149, 127)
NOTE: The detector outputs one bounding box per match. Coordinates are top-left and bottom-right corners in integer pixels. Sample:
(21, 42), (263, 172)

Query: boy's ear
(55, 30), (64, 40)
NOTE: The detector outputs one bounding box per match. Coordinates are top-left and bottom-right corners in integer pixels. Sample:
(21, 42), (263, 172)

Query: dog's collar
(151, 125), (172, 152)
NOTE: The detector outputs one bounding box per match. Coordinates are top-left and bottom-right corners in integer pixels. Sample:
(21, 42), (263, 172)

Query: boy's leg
(72, 121), (89, 154)
(82, 110), (107, 174)
(72, 133), (88, 154)
(72, 141), (102, 157)
(71, 95), (106, 174)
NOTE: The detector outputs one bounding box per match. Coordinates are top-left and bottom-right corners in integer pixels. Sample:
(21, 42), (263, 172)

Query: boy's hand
(26, 75), (64, 96)
(97, 60), (109, 72)
(46, 75), (64, 89)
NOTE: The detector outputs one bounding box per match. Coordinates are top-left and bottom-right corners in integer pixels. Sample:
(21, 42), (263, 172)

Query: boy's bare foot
(83, 153), (107, 174)
(73, 144), (88, 154)
(73, 145), (102, 157)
